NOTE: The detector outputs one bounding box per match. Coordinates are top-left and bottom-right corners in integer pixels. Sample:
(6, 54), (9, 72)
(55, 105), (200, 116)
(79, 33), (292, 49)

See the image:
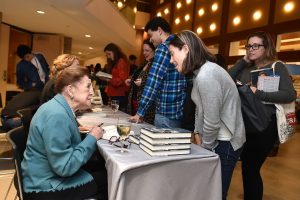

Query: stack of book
(139, 127), (192, 156)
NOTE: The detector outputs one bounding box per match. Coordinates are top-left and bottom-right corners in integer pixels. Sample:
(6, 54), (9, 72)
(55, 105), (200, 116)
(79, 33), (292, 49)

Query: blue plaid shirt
(137, 35), (186, 120)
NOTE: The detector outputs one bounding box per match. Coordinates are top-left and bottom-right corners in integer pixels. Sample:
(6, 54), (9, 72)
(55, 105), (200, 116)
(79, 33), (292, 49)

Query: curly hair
(50, 54), (79, 79)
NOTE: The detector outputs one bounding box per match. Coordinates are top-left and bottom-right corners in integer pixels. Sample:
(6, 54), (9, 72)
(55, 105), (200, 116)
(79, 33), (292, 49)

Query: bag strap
(271, 60), (284, 75)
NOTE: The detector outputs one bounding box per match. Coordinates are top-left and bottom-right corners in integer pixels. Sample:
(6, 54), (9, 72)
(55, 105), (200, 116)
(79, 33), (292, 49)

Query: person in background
(22, 66), (107, 200)
(103, 43), (129, 111)
(215, 53), (228, 71)
(229, 31), (296, 200)
(16, 44), (50, 91)
(130, 17), (186, 128)
(169, 30), (245, 200)
(40, 54), (79, 104)
(125, 39), (156, 124)
(0, 90), (41, 131)
(128, 54), (138, 76)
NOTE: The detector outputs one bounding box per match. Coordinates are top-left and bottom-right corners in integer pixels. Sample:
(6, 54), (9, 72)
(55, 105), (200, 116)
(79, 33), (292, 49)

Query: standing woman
(104, 43), (130, 111)
(169, 30), (245, 200)
(229, 31), (296, 200)
(21, 66), (107, 200)
(125, 39), (156, 124)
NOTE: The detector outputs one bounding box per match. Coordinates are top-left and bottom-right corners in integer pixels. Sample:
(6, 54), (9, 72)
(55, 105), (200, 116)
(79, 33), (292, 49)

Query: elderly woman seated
(21, 66), (107, 200)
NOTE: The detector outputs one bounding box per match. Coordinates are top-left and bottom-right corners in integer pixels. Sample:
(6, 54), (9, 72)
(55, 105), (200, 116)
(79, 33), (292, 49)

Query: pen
(98, 123), (104, 127)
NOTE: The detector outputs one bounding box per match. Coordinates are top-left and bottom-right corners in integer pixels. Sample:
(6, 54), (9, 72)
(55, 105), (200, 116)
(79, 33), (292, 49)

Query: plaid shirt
(137, 35), (186, 120)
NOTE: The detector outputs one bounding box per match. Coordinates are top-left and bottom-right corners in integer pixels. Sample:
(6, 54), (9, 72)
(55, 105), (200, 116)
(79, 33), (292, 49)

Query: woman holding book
(229, 31), (296, 200)
(169, 30), (245, 200)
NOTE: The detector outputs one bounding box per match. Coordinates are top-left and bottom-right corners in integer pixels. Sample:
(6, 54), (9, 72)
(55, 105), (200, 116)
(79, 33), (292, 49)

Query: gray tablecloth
(97, 140), (222, 200)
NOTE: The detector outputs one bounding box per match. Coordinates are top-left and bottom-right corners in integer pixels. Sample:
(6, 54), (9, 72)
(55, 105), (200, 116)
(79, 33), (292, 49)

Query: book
(102, 125), (119, 140)
(140, 134), (191, 145)
(140, 127), (191, 139)
(251, 67), (274, 87)
(139, 144), (190, 156)
(139, 138), (191, 151)
(128, 135), (140, 144)
(96, 71), (112, 79)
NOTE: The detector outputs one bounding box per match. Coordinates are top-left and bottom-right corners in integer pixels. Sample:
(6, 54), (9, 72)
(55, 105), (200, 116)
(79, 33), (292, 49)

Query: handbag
(275, 102), (296, 143)
(237, 84), (271, 132)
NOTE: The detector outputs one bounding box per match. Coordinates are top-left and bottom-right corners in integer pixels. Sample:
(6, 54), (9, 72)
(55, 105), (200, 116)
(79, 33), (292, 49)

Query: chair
(6, 126), (28, 200)
(16, 106), (38, 131)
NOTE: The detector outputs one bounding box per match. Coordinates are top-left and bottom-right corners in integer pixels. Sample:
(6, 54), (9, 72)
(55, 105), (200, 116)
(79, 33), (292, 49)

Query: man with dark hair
(130, 17), (187, 128)
(16, 44), (49, 90)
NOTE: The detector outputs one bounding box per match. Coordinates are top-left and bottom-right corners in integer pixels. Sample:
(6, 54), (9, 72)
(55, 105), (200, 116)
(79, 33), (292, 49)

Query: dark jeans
(154, 114), (182, 128)
(214, 140), (243, 200)
(241, 116), (278, 200)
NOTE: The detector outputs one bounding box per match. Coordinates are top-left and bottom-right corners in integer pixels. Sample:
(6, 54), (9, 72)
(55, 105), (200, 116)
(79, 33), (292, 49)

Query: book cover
(140, 134), (191, 144)
(139, 138), (191, 151)
(139, 144), (190, 156)
(250, 67), (274, 87)
(140, 127), (191, 139)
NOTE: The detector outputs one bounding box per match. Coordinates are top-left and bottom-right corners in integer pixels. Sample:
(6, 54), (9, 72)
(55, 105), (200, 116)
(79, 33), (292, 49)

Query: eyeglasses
(245, 44), (265, 50)
(109, 136), (131, 149)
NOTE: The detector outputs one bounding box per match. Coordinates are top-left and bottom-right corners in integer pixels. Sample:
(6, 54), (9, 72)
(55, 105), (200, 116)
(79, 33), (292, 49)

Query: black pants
(24, 151), (108, 200)
(241, 115), (278, 200)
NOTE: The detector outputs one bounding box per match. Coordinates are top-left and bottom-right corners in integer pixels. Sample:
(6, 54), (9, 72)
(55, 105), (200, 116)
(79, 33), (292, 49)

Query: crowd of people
(0, 16), (296, 200)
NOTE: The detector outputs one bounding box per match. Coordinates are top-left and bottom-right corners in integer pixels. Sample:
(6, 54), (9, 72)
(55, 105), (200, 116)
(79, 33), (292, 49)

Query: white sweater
(192, 61), (246, 151)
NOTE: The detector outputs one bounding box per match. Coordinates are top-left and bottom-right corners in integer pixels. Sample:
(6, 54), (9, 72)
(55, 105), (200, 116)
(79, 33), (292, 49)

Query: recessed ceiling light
(89, 47), (93, 50)
(253, 10), (262, 21)
(78, 52), (82, 55)
(157, 12), (162, 17)
(36, 10), (45, 14)
(284, 2), (295, 13)
(85, 34), (91, 38)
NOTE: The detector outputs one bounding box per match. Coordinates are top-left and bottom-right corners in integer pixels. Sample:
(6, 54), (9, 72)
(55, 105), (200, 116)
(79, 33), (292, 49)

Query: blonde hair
(50, 54), (79, 79)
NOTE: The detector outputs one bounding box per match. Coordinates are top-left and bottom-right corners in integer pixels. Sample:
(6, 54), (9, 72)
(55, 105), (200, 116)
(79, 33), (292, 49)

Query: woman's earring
(70, 94), (74, 100)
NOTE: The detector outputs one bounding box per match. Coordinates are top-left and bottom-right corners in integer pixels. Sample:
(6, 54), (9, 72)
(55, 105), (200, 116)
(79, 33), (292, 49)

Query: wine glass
(111, 100), (119, 119)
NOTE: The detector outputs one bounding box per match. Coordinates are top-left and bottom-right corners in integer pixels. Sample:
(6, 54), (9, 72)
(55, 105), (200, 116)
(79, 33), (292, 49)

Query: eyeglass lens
(245, 43), (264, 50)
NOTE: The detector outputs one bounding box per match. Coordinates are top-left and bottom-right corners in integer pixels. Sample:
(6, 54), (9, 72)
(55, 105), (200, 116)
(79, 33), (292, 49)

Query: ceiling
(0, 0), (140, 60)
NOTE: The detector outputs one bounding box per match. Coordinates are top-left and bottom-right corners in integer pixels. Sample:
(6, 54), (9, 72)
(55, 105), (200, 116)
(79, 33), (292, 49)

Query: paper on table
(102, 125), (119, 140)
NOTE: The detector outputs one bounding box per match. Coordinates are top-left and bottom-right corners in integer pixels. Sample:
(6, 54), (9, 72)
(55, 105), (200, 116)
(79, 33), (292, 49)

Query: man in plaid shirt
(130, 17), (186, 128)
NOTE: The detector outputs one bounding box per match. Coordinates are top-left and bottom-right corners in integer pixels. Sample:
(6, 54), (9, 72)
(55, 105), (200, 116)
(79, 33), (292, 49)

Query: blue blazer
(21, 94), (97, 193)
(16, 53), (49, 90)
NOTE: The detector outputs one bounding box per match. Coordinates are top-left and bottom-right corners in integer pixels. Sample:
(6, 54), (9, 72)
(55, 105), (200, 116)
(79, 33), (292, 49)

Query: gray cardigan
(192, 61), (246, 151)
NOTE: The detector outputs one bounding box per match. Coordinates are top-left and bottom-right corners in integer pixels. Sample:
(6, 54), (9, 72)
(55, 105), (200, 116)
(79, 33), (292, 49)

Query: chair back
(17, 106), (38, 131)
(6, 126), (28, 200)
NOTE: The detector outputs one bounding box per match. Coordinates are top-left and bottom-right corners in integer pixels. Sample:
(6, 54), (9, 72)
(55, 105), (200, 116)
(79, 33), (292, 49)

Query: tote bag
(275, 102), (296, 143)
(237, 84), (271, 132)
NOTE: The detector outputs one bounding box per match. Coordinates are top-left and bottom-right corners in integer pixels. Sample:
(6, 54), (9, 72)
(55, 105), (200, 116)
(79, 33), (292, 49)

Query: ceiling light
(134, 7), (137, 13)
(233, 16), (241, 25)
(117, 1), (123, 9)
(85, 34), (91, 38)
(133, 25), (136, 29)
(253, 10), (262, 21)
(177, 2), (182, 9)
(164, 8), (169, 15)
(186, 0), (192, 4)
(211, 3), (218, 12)
(175, 18), (180, 25)
(157, 12), (162, 17)
(185, 14), (190, 21)
(284, 2), (295, 13)
(197, 27), (203, 34)
(210, 23), (217, 31)
(78, 52), (82, 55)
(198, 8), (205, 16)
(89, 47), (93, 50)
(36, 10), (45, 14)
(235, 0), (242, 3)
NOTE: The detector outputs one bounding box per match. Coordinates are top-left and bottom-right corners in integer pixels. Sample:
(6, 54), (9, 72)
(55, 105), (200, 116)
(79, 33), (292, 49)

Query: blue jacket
(21, 94), (97, 192)
(16, 53), (49, 90)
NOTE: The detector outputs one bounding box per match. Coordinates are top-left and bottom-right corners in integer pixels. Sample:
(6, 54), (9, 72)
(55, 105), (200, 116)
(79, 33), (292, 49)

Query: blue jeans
(154, 114), (182, 128)
(214, 141), (243, 200)
(1, 117), (22, 131)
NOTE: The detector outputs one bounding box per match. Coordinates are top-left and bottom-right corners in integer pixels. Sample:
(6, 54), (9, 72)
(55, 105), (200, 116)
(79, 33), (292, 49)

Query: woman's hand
(134, 78), (142, 86)
(193, 134), (202, 145)
(88, 126), (105, 140)
(125, 79), (131, 86)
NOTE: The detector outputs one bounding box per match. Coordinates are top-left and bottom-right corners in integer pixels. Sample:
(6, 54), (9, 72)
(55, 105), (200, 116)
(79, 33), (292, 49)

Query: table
(78, 107), (222, 200)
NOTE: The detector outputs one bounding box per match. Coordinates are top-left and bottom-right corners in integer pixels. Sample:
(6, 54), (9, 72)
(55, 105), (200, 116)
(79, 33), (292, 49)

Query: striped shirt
(137, 35), (186, 120)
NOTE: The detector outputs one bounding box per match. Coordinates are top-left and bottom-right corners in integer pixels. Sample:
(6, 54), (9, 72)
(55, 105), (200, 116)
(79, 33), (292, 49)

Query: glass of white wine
(111, 100), (119, 120)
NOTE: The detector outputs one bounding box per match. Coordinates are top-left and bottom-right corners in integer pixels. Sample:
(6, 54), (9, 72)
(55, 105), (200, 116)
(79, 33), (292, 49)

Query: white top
(31, 56), (46, 83)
